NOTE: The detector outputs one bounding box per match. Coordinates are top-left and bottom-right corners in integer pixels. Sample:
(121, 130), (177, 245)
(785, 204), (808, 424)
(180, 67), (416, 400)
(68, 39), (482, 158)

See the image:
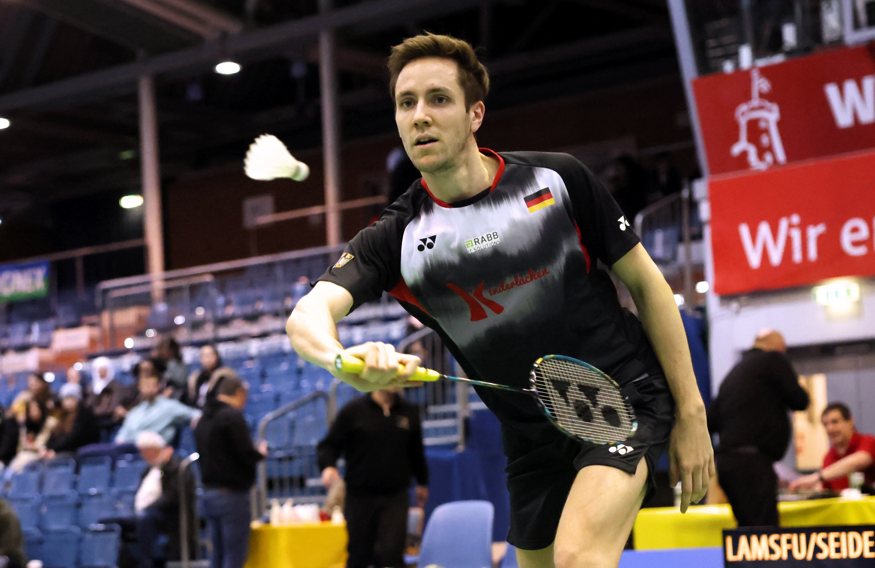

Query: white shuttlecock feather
(244, 134), (310, 182)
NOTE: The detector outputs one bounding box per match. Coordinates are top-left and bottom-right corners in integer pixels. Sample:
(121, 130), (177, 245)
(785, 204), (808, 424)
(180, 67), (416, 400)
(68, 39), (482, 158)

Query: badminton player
(287, 33), (713, 568)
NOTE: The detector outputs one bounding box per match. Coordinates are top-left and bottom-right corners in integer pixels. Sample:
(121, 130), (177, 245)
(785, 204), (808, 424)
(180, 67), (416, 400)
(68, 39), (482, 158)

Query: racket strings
(532, 358), (635, 444)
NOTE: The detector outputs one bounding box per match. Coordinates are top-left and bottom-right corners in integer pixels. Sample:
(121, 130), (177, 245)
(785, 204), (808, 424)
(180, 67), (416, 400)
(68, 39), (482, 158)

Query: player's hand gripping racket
(336, 353), (637, 445)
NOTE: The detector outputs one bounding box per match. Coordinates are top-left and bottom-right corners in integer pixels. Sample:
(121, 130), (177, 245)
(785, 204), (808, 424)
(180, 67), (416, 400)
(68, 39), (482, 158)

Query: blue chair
(291, 411), (327, 447)
(80, 523), (122, 568)
(7, 496), (41, 532)
(9, 461), (43, 497)
(111, 488), (137, 517)
(417, 500), (494, 568)
(43, 456), (77, 496)
(41, 493), (79, 531)
(79, 492), (115, 529)
(41, 526), (81, 568)
(77, 456), (113, 494)
(22, 527), (42, 562)
(501, 544), (519, 568)
(113, 456), (146, 491)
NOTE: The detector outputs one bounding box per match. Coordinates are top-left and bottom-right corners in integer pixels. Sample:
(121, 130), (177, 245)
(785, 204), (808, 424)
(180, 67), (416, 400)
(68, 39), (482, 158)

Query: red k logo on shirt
(446, 281), (504, 321)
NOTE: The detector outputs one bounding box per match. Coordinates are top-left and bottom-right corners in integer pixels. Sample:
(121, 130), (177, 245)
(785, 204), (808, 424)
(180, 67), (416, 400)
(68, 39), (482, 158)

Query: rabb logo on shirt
(465, 231), (501, 254)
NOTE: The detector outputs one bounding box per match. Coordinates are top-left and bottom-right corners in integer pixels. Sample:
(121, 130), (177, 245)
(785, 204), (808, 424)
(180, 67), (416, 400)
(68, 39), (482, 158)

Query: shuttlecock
(244, 134), (310, 181)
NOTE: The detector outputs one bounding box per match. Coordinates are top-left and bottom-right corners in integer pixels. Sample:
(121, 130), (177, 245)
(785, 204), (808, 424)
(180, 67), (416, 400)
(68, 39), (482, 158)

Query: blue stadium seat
(291, 411), (327, 447)
(22, 527), (42, 562)
(113, 456), (146, 491)
(111, 488), (137, 518)
(41, 493), (79, 531)
(79, 492), (116, 529)
(263, 414), (293, 450)
(80, 523), (122, 568)
(417, 501), (494, 568)
(7, 496), (41, 532)
(77, 456), (113, 494)
(43, 456), (77, 496)
(9, 461), (43, 498)
(246, 391), (278, 420)
(41, 526), (81, 568)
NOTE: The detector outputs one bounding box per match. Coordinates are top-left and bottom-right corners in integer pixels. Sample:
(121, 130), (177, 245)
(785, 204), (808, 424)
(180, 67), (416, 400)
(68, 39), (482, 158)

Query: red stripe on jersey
(389, 278), (429, 315)
(573, 223), (592, 273)
(420, 148), (506, 207)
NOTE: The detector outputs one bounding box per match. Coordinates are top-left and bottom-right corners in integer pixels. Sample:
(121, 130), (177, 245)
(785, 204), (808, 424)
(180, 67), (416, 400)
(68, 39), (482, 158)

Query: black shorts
(502, 373), (675, 550)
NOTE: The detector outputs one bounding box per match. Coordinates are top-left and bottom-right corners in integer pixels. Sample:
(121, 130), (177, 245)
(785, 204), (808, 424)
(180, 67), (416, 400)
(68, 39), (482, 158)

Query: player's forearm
(632, 278), (704, 417)
(286, 297), (345, 373)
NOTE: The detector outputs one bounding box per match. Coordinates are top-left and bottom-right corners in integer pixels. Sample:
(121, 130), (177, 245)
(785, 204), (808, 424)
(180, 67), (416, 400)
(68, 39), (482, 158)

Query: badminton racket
(244, 134), (310, 181)
(336, 353), (637, 445)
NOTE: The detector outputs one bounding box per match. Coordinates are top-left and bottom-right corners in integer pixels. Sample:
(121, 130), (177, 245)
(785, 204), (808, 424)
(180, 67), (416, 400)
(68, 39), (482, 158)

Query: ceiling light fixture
(119, 194), (144, 209)
(0, 117), (10, 130)
(214, 60), (241, 75)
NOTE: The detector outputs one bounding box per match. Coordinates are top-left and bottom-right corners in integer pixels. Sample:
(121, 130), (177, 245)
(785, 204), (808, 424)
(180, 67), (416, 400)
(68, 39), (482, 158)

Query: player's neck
(422, 145), (498, 203)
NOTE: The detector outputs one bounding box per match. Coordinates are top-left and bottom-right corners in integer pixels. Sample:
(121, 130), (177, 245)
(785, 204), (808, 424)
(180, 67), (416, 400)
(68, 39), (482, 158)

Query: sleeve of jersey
(317, 211), (404, 313)
(857, 435), (875, 460)
(554, 154), (640, 266)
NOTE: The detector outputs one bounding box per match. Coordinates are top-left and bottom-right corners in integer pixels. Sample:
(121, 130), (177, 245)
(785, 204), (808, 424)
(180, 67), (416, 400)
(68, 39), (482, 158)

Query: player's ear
(470, 100), (485, 134)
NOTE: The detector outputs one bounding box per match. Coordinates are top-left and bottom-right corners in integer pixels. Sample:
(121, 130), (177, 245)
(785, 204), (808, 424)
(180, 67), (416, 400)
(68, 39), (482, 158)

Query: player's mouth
(414, 135), (438, 147)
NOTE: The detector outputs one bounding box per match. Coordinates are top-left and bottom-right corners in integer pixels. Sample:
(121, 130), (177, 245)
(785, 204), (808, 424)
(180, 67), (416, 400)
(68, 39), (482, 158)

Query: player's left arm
(612, 243), (715, 512)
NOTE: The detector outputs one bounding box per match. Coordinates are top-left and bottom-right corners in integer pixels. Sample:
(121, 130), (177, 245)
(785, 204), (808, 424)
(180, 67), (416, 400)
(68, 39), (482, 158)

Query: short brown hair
(388, 32), (489, 108)
(823, 402), (852, 421)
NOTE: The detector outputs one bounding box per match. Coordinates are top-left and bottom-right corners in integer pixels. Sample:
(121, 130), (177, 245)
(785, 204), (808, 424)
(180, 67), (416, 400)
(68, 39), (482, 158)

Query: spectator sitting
(45, 382), (100, 458)
(87, 356), (136, 440)
(790, 403), (875, 492)
(184, 345), (223, 409)
(65, 364), (92, 401)
(0, 407), (19, 473)
(103, 431), (197, 568)
(8, 399), (57, 474)
(10, 373), (57, 422)
(115, 367), (200, 446)
(153, 337), (187, 400)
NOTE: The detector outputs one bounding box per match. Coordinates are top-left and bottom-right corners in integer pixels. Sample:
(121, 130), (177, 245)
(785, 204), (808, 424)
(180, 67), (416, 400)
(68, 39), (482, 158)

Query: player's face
(394, 57), (484, 174)
(822, 410), (854, 447)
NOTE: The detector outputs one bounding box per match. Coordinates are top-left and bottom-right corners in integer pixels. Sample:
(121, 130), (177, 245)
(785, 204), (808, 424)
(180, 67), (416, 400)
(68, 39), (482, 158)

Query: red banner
(710, 150), (875, 296)
(693, 45), (875, 176)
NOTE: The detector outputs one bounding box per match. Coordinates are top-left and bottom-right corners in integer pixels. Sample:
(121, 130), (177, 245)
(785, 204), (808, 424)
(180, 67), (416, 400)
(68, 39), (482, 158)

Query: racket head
(529, 355), (638, 445)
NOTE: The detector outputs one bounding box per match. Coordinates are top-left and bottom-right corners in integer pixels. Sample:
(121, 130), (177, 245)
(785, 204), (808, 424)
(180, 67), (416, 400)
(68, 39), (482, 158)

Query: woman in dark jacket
(46, 383), (100, 456)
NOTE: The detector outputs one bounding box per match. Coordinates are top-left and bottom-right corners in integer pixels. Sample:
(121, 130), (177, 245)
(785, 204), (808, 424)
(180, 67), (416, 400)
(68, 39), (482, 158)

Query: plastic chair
(7, 496), (41, 532)
(77, 456), (113, 494)
(9, 461), (43, 497)
(41, 493), (79, 531)
(79, 492), (116, 529)
(417, 500), (494, 568)
(43, 456), (77, 496)
(112, 456), (146, 491)
(22, 527), (43, 561)
(41, 526), (81, 568)
(80, 523), (122, 568)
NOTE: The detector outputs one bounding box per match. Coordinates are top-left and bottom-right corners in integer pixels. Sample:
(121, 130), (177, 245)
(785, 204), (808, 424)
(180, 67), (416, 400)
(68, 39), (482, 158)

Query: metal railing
(254, 390), (332, 519)
(174, 452), (208, 568)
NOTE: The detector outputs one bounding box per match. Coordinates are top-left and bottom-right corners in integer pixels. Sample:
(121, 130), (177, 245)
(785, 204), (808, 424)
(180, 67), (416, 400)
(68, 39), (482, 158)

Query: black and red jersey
(319, 150), (661, 437)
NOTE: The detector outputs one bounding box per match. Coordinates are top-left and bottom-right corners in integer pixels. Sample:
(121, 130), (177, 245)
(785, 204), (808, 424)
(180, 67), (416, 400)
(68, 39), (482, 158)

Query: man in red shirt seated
(791, 402), (875, 491)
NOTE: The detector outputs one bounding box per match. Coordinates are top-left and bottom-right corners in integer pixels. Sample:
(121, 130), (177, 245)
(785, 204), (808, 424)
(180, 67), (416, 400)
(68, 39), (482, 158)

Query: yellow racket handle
(334, 354), (441, 382)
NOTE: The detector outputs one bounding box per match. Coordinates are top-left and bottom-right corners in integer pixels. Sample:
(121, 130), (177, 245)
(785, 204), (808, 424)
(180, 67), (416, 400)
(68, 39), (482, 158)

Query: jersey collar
(420, 148), (506, 208)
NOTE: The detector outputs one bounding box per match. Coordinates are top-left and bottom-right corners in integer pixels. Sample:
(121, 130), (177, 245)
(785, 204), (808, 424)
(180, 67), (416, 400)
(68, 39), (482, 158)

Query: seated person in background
(152, 337), (187, 400)
(106, 431), (196, 568)
(45, 382), (100, 457)
(8, 400), (58, 473)
(184, 344), (223, 409)
(791, 402), (875, 491)
(65, 364), (91, 400)
(10, 373), (57, 421)
(0, 407), (19, 471)
(87, 356), (136, 440)
(115, 368), (200, 446)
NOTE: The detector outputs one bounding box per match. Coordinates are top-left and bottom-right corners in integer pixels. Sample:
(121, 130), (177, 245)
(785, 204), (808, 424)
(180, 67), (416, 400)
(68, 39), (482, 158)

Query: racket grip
(334, 354), (440, 382)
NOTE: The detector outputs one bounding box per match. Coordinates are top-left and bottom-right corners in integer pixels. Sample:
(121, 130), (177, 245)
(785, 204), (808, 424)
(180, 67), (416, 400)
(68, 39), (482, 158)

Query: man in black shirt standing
(709, 329), (809, 526)
(318, 389), (428, 568)
(195, 370), (267, 568)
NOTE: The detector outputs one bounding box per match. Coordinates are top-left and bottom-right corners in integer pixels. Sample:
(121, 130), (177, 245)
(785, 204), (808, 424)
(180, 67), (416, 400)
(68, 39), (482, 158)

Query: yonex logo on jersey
(464, 231), (501, 253)
(608, 443), (634, 455)
(446, 281), (504, 322)
(417, 235), (437, 252)
(618, 216), (631, 231)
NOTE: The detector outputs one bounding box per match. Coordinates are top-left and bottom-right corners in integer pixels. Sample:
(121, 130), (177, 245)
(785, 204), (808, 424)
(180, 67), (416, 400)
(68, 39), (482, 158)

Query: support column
(138, 73), (165, 301)
(319, 0), (342, 247)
